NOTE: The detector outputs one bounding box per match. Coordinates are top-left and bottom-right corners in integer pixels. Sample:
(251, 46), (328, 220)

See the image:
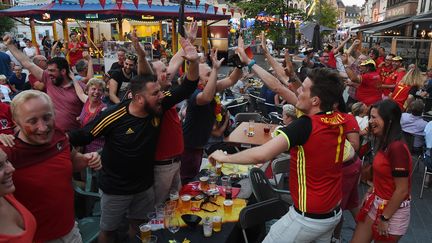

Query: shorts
(367, 195), (410, 236)
(99, 187), (155, 231)
(45, 221), (82, 243)
(341, 157), (361, 210)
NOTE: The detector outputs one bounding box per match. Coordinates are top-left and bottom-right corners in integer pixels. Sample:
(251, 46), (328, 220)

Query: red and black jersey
(277, 111), (348, 213)
(373, 140), (412, 200)
(379, 65), (395, 96)
(391, 83), (413, 111)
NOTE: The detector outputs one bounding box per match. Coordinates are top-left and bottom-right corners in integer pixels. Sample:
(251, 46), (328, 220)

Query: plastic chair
(249, 167), (291, 204)
(234, 112), (262, 126)
(271, 156), (290, 189)
(239, 198), (289, 243)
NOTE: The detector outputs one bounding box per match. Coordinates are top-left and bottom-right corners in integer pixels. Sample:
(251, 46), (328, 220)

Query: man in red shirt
(209, 68), (348, 242)
(0, 90), (101, 243)
(378, 54), (395, 97)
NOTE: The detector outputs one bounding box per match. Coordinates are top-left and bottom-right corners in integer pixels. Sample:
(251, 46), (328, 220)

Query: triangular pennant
(99, 0), (106, 8)
(132, 0), (138, 8)
(116, 0), (122, 9)
(161, 0), (165, 6)
(222, 7), (226, 15)
(58, 0), (63, 4)
(79, 0), (85, 8)
(239, 9), (243, 16)
(214, 6), (218, 14)
(195, 0), (200, 8)
(204, 3), (209, 13)
(230, 8), (234, 17)
(147, 0), (152, 8)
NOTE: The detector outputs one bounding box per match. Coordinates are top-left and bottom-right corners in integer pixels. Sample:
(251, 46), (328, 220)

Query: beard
(144, 101), (162, 116)
(52, 76), (64, 86)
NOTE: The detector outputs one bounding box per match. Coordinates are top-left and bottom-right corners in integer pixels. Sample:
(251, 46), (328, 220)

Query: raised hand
(185, 21), (198, 42)
(353, 39), (361, 46)
(260, 32), (269, 54)
(235, 36), (250, 65)
(130, 28), (139, 43)
(3, 34), (13, 46)
(82, 51), (91, 60)
(284, 50), (294, 75)
(208, 150), (227, 166)
(180, 37), (199, 62)
(210, 48), (224, 70)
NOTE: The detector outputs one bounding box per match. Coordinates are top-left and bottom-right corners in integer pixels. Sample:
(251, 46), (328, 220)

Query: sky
(342, 0), (365, 7)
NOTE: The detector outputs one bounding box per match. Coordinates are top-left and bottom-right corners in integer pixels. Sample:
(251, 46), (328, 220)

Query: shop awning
(351, 16), (410, 33)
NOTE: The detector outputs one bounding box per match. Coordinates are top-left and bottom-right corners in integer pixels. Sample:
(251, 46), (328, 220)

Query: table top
(224, 122), (279, 146)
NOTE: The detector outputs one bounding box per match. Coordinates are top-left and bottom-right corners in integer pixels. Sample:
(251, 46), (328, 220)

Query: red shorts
(341, 157), (362, 210)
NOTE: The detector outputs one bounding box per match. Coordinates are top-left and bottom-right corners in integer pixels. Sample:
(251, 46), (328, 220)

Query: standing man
(68, 37), (200, 243)
(209, 67), (347, 243)
(108, 54), (137, 104)
(3, 35), (83, 132)
(0, 90), (101, 242)
(23, 39), (36, 60)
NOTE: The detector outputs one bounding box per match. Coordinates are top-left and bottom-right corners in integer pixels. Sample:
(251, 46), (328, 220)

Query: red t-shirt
(282, 112), (347, 213)
(385, 69), (406, 88)
(379, 65), (394, 96)
(0, 194), (37, 243)
(343, 113), (360, 134)
(373, 141), (411, 200)
(1, 129), (75, 242)
(154, 106), (184, 160)
(0, 102), (14, 135)
(356, 71), (382, 106)
(327, 52), (337, 69)
(68, 42), (85, 67)
(41, 70), (83, 131)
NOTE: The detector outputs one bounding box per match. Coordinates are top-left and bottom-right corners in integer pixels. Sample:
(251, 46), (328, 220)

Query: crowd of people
(0, 21), (429, 243)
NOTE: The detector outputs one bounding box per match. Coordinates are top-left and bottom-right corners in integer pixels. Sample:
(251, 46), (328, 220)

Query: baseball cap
(360, 59), (376, 67)
(392, 56), (403, 61)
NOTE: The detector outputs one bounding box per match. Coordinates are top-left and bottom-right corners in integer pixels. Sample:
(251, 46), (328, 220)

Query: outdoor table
(224, 122), (279, 147)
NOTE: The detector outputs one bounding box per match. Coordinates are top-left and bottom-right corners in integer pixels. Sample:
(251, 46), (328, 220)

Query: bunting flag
(222, 7), (226, 15)
(230, 8), (234, 17)
(214, 6), (218, 14)
(239, 9), (243, 16)
(133, 0), (139, 8)
(116, 0), (122, 9)
(204, 3), (209, 13)
(99, 0), (106, 8)
(195, 0), (200, 8)
(147, 0), (152, 8)
(58, 0), (63, 4)
(161, 0), (165, 6)
(79, 0), (85, 8)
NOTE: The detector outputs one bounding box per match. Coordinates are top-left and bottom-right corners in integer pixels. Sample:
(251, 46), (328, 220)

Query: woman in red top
(351, 99), (411, 243)
(68, 31), (88, 67)
(390, 67), (424, 111)
(0, 150), (36, 243)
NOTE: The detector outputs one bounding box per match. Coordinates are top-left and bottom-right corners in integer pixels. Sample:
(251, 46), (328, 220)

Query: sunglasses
(126, 54), (137, 60)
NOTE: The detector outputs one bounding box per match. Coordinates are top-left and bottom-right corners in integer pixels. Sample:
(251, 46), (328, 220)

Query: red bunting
(133, 0), (139, 8)
(239, 9), (243, 16)
(99, 0), (106, 8)
(147, 0), (152, 8)
(79, 0), (84, 8)
(214, 6), (218, 14)
(161, 0), (165, 6)
(195, 0), (200, 8)
(222, 7), (226, 15)
(230, 8), (234, 17)
(204, 3), (209, 13)
(58, 0), (63, 4)
(116, 0), (122, 9)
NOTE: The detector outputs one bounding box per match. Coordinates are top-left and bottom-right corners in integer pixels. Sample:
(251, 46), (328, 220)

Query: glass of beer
(264, 124), (271, 134)
(248, 120), (255, 137)
(199, 176), (209, 191)
(224, 199), (233, 214)
(139, 223), (151, 242)
(213, 216), (222, 232)
(181, 194), (191, 212)
(209, 173), (217, 190)
(216, 163), (222, 176)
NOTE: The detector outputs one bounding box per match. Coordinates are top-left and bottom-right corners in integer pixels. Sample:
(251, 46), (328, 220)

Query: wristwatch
(380, 215), (390, 222)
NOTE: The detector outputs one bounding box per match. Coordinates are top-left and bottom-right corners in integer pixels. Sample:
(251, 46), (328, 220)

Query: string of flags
(58, 0), (243, 16)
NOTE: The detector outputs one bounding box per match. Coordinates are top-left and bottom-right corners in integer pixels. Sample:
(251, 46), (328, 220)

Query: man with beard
(3, 35), (83, 132)
(108, 54), (137, 104)
(68, 37), (199, 243)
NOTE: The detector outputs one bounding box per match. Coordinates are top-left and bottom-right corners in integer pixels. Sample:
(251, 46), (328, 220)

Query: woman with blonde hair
(390, 67), (424, 111)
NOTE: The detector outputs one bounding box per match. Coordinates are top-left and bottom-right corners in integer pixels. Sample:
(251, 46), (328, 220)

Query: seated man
(401, 99), (427, 150)
(0, 90), (101, 242)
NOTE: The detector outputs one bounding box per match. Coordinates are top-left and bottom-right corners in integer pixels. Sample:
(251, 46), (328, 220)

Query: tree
(304, 0), (338, 29)
(0, 5), (15, 36)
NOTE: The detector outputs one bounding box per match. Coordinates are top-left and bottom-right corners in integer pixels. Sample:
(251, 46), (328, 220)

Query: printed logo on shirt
(163, 91), (172, 97)
(126, 128), (135, 134)
(151, 117), (160, 127)
(0, 119), (8, 129)
(56, 142), (63, 151)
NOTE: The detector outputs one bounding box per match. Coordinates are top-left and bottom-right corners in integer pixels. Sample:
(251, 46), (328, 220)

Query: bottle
(203, 217), (213, 237)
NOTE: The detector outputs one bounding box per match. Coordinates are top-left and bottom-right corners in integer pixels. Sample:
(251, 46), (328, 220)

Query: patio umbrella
(289, 22), (296, 46)
(312, 23), (322, 51)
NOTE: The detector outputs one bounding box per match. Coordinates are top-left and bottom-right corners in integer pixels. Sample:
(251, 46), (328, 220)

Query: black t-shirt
(68, 78), (198, 195)
(110, 69), (136, 101)
(108, 62), (122, 77)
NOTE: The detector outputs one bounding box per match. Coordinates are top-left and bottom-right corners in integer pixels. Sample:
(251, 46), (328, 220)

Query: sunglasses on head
(126, 54), (137, 60)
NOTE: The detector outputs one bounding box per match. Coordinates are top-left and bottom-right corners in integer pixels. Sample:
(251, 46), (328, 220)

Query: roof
(345, 5), (360, 15)
(337, 0), (345, 8)
(0, 0), (230, 21)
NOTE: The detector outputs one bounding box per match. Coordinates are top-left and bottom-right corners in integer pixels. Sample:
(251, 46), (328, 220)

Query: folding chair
(239, 198), (288, 243)
(249, 167), (291, 204)
(271, 156), (290, 189)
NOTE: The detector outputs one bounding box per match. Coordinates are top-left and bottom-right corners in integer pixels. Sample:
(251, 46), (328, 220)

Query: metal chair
(268, 112), (284, 125)
(227, 101), (249, 116)
(249, 167), (291, 204)
(403, 131), (424, 173)
(234, 112), (263, 126)
(239, 198), (288, 243)
(271, 156), (290, 190)
(420, 149), (432, 199)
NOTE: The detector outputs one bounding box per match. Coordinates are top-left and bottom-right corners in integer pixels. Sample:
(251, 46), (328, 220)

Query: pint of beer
(212, 216), (222, 232)
(139, 223), (151, 242)
(181, 194), (191, 212)
(224, 199), (233, 214)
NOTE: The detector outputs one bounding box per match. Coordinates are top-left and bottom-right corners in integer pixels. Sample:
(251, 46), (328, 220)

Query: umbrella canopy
(299, 22), (334, 42)
(289, 22), (296, 46)
(311, 23), (321, 51)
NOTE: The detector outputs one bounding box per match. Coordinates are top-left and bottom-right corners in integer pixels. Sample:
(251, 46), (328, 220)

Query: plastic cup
(212, 216), (222, 232)
(224, 199), (233, 214)
(139, 223), (151, 242)
(216, 163), (222, 176)
(181, 194), (191, 212)
(199, 176), (209, 191)
(209, 173), (217, 190)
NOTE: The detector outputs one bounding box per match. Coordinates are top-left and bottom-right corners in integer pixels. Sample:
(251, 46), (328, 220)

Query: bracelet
(380, 215), (390, 222)
(247, 59), (256, 72)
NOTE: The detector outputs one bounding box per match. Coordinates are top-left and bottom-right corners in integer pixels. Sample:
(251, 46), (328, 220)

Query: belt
(294, 206), (341, 219)
(154, 157), (181, 165)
